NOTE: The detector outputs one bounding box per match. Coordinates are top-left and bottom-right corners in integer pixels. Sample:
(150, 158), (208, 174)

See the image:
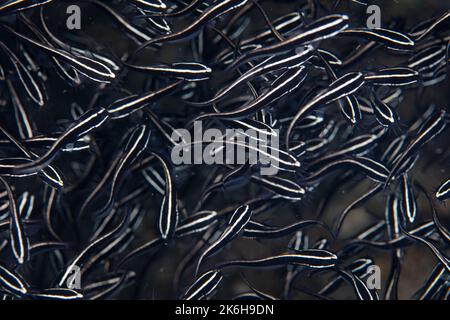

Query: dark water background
(3, 0), (448, 299)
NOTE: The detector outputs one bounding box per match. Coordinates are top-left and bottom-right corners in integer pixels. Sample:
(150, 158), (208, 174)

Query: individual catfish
(0, 124), (64, 189)
(286, 72), (365, 147)
(0, 41), (45, 107)
(123, 61), (212, 82)
(436, 177), (450, 201)
(217, 250), (338, 270)
(0, 263), (28, 296)
(400, 174), (417, 224)
(0, 0), (53, 15)
(1, 25), (116, 83)
(150, 151), (179, 241)
(242, 219), (329, 239)
(133, 0), (249, 54)
(340, 27), (415, 51)
(192, 66), (307, 122)
(0, 176), (28, 265)
(58, 213), (128, 287)
(195, 205), (252, 275)
(28, 288), (83, 300)
(364, 67), (419, 87)
(182, 269), (223, 300)
(106, 80), (183, 119)
(386, 110), (447, 185)
(12, 107), (110, 175)
(303, 156), (389, 184)
(188, 47), (314, 106)
(92, 125), (151, 217)
(87, 0), (152, 43)
(250, 175), (305, 200)
(228, 14), (349, 69)
(128, 0), (168, 11)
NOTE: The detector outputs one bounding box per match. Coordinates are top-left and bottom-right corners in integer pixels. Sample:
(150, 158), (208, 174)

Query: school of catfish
(0, 0), (449, 300)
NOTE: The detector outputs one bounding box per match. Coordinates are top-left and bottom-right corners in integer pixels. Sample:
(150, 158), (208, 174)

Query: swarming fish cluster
(0, 0), (449, 300)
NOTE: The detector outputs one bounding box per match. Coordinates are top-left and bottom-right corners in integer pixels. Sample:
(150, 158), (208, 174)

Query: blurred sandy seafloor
(37, 0), (450, 299)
